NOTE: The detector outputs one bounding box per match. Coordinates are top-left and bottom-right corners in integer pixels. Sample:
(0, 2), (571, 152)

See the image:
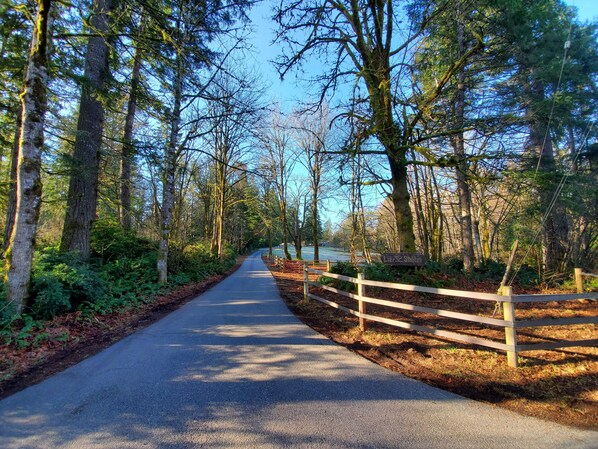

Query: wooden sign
(381, 252), (425, 267)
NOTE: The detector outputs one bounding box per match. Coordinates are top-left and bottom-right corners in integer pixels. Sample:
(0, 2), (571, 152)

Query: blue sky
(567, 0), (598, 20)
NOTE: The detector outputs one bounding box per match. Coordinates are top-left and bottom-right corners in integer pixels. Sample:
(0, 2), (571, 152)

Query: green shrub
(0, 314), (44, 348)
(320, 261), (358, 292)
(89, 253), (161, 314)
(475, 259), (506, 279)
(514, 264), (540, 288)
(423, 259), (446, 273)
(176, 241), (236, 281)
(91, 221), (157, 261)
(3, 234), (238, 326)
(447, 257), (464, 271)
(30, 247), (110, 319)
(362, 262), (395, 282)
(331, 261), (358, 278)
(0, 281), (16, 330)
(30, 272), (71, 320)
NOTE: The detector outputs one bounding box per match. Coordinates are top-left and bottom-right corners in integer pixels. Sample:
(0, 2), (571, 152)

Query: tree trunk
(451, 6), (475, 271)
(357, 188), (372, 264)
(410, 150), (429, 258)
(387, 153), (417, 252)
(280, 200), (291, 260)
(293, 206), (302, 259)
(158, 57), (183, 283)
(472, 203), (483, 262)
(5, 0), (51, 314)
(480, 204), (492, 260)
(204, 194), (212, 239)
(3, 106), (22, 254)
(215, 173), (225, 258)
(429, 166), (444, 261)
(120, 40), (142, 231)
(312, 193), (319, 263)
(61, 0), (113, 257)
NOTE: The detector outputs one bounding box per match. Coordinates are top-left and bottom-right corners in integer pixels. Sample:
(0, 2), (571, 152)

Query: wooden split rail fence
(303, 267), (598, 368)
(269, 255), (332, 273)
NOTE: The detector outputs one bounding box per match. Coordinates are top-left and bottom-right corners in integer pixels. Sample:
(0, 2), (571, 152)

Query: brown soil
(265, 259), (598, 430)
(0, 259), (244, 400)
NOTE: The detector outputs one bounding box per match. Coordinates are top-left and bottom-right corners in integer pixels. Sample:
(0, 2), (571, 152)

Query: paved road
(0, 253), (596, 449)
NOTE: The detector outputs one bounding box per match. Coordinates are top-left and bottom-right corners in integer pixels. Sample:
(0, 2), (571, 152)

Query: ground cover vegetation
(0, 0), (596, 418)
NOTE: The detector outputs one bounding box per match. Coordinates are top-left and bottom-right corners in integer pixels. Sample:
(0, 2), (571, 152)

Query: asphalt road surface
(0, 252), (596, 449)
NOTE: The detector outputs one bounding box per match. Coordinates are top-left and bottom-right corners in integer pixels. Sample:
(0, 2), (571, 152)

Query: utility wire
(506, 25), (575, 285)
(532, 24), (572, 180)
(508, 121), (595, 286)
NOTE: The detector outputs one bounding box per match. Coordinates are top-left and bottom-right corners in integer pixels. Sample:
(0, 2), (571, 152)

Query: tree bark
(6, 0), (52, 314)
(60, 0), (113, 257)
(312, 192), (319, 263)
(212, 163), (226, 258)
(280, 203), (290, 259)
(3, 106), (22, 254)
(120, 39), (142, 231)
(451, 5), (475, 271)
(387, 152), (416, 252)
(292, 203), (302, 259)
(158, 56), (183, 283)
(429, 166), (444, 261)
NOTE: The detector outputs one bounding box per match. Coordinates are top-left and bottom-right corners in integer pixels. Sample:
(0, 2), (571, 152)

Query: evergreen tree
(60, 0), (115, 257)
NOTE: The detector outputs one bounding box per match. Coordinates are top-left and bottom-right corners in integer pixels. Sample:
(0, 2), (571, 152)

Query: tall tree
(274, 0), (482, 252)
(260, 111), (297, 260)
(494, 0), (598, 273)
(449, 2), (475, 272)
(60, 0), (115, 257)
(5, 0), (52, 314)
(204, 69), (262, 258)
(119, 18), (144, 231)
(416, 0), (488, 270)
(294, 106), (332, 263)
(1, 2), (32, 252)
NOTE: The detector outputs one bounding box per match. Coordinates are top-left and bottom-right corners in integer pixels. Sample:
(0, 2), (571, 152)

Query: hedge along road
(0, 253), (596, 449)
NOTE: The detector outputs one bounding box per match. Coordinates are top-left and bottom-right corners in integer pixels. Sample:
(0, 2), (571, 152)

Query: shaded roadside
(0, 258), (244, 400)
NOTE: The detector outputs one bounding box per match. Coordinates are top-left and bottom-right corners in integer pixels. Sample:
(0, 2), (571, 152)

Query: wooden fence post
(326, 259), (331, 272)
(357, 272), (367, 332)
(304, 265), (309, 303)
(575, 268), (584, 294)
(501, 286), (518, 368)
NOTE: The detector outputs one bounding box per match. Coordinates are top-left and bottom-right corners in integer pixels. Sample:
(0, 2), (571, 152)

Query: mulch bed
(264, 258), (598, 430)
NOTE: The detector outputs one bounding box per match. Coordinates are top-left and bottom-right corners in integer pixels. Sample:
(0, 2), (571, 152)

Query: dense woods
(0, 0), (596, 326)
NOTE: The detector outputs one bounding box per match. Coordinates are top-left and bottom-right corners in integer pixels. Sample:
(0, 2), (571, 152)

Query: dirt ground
(264, 259), (598, 430)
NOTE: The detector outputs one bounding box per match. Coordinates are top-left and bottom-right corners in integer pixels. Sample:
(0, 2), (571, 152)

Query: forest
(0, 0), (596, 329)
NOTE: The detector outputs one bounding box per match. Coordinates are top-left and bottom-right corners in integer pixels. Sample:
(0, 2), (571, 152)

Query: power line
(508, 121), (595, 286)
(532, 24), (573, 181)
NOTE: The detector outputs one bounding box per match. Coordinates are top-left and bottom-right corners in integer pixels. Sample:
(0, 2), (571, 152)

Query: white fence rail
(303, 267), (598, 368)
